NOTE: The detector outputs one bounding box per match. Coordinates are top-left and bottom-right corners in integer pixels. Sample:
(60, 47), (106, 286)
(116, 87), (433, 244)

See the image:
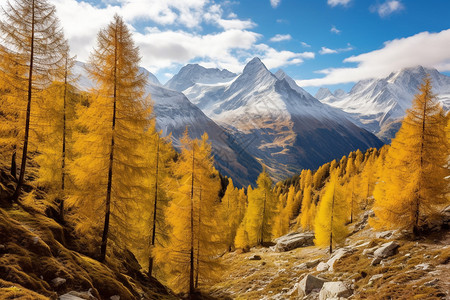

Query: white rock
(298, 274), (327, 297)
(368, 274), (383, 285)
(375, 230), (395, 239)
(415, 263), (433, 271)
(51, 277), (66, 287)
(110, 296), (120, 300)
(316, 262), (330, 272)
(319, 281), (353, 300)
(274, 232), (314, 252)
(371, 257), (382, 266)
(326, 248), (354, 271)
(373, 241), (399, 258)
(362, 246), (378, 256)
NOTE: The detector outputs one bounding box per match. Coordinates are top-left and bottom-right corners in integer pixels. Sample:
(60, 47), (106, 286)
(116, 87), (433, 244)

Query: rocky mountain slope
(316, 66), (450, 142)
(74, 61), (261, 187)
(171, 58), (383, 181)
(207, 212), (450, 299)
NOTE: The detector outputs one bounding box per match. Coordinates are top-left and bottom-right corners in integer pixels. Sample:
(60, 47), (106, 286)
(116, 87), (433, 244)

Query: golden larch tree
(68, 15), (150, 262)
(35, 45), (78, 222)
(0, 0), (66, 201)
(314, 169), (348, 254)
(245, 169), (277, 245)
(155, 131), (222, 296)
(373, 77), (449, 234)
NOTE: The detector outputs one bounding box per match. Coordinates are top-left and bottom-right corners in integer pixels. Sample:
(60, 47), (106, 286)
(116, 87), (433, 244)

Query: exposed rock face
(373, 241), (400, 258)
(298, 274), (327, 297)
(319, 281), (353, 300)
(274, 232), (314, 252)
(326, 248), (355, 272)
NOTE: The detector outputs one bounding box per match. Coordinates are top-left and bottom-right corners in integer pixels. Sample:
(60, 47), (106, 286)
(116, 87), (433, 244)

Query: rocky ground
(206, 213), (450, 300)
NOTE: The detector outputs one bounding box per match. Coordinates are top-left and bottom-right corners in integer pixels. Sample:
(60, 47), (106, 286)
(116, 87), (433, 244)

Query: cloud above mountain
(298, 29), (450, 86)
(0, 0), (315, 76)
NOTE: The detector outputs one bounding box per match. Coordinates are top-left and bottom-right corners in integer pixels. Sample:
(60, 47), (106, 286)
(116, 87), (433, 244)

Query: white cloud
(298, 29), (450, 86)
(371, 0), (405, 17)
(0, 0), (314, 76)
(320, 44), (353, 55)
(269, 34), (292, 42)
(319, 47), (338, 54)
(301, 42), (311, 48)
(330, 25), (341, 34)
(254, 44), (314, 69)
(270, 0), (281, 8)
(327, 0), (351, 7)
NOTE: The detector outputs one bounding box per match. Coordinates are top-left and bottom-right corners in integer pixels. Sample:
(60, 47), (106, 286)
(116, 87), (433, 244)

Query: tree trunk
(100, 23), (118, 262)
(60, 56), (68, 223)
(189, 142), (195, 297)
(260, 191), (266, 245)
(350, 179), (354, 224)
(415, 88), (428, 234)
(148, 137), (159, 276)
(11, 0), (35, 202)
(195, 187), (202, 289)
(10, 147), (16, 179)
(329, 183), (335, 254)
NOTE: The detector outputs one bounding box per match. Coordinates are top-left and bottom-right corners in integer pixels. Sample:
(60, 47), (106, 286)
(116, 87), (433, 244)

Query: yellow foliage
(372, 77), (449, 233)
(155, 131), (222, 295)
(314, 170), (348, 253)
(67, 15), (150, 260)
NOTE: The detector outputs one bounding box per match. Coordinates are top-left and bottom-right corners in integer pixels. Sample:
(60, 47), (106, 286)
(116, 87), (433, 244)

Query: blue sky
(2, 0), (448, 94)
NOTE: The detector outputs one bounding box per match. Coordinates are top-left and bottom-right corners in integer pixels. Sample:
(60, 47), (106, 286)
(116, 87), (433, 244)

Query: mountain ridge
(172, 57), (383, 181)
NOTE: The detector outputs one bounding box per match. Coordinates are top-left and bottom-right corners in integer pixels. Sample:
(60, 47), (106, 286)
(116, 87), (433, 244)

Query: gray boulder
(274, 232), (314, 252)
(316, 262), (330, 272)
(371, 257), (382, 266)
(319, 281), (353, 300)
(362, 246), (377, 256)
(51, 277), (66, 287)
(297, 259), (321, 270)
(298, 274), (327, 297)
(326, 248), (355, 271)
(373, 241), (399, 258)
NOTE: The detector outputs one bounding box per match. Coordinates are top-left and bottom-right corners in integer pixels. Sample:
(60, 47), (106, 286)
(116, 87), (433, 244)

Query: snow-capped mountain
(73, 61), (261, 187)
(316, 66), (450, 142)
(165, 64), (236, 92)
(171, 58), (383, 181)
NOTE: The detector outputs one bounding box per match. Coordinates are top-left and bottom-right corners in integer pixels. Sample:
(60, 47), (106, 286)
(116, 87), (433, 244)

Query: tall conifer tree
(68, 15), (149, 262)
(373, 78), (449, 233)
(0, 0), (66, 201)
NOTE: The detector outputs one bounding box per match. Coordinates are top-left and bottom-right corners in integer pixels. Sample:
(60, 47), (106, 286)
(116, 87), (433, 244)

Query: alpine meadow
(0, 0), (449, 299)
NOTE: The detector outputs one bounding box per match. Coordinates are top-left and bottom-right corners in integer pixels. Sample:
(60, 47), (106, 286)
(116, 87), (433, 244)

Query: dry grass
(0, 206), (176, 300)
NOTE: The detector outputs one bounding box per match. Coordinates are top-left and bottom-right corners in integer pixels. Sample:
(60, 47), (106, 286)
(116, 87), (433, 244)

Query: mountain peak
(315, 87), (333, 100)
(333, 89), (346, 98)
(165, 63), (236, 92)
(274, 69), (287, 80)
(243, 57), (269, 74)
